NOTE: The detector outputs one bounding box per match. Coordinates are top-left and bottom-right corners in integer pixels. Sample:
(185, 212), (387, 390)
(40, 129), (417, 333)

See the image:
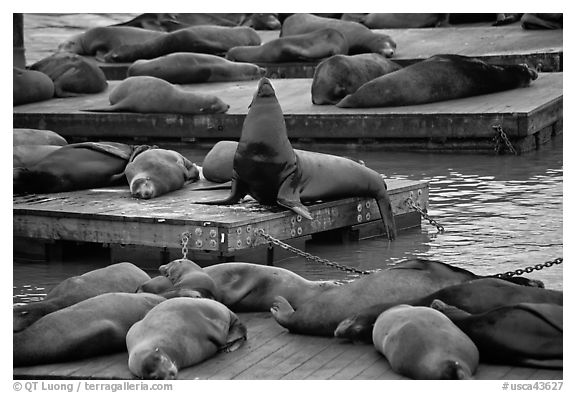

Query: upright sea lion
(13, 128), (68, 146)
(372, 305), (479, 379)
(194, 77), (397, 240)
(431, 300), (563, 367)
(337, 54), (538, 108)
(13, 262), (151, 332)
(280, 13), (396, 57)
(334, 277), (562, 343)
(361, 13), (449, 28)
(126, 298), (247, 379)
(13, 292), (165, 367)
(125, 146), (200, 199)
(311, 53), (402, 105)
(13, 67), (54, 106)
(30, 52), (107, 97)
(103, 25), (261, 63)
(269, 259), (483, 336)
(84, 76), (229, 115)
(128, 53), (266, 84)
(226, 28), (348, 63)
(159, 258), (221, 301)
(13, 141), (133, 194)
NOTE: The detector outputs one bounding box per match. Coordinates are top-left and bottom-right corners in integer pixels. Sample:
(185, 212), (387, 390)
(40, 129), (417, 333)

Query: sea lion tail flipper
(277, 199), (313, 220)
(220, 314), (248, 353)
(430, 299), (471, 321)
(277, 174), (313, 219)
(376, 195), (397, 240)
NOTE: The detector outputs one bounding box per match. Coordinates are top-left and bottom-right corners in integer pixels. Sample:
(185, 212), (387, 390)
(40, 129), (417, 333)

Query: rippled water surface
(13, 14), (564, 304)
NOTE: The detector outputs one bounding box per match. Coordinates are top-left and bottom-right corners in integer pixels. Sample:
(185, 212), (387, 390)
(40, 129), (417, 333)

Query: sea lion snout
(130, 177), (156, 199)
(256, 77), (276, 97)
(141, 349), (178, 380)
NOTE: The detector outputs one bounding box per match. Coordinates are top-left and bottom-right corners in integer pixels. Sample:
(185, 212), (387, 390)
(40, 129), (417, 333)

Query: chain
(491, 257), (563, 279)
(180, 232), (190, 260)
(255, 229), (371, 275)
(405, 197), (445, 233)
(492, 125), (518, 155)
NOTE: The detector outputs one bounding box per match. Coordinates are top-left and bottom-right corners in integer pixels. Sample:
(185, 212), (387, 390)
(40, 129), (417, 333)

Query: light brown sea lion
(203, 262), (339, 312)
(13, 128), (68, 146)
(126, 297), (247, 379)
(13, 292), (164, 367)
(159, 258), (221, 300)
(226, 28), (348, 63)
(280, 13), (396, 57)
(372, 305), (479, 379)
(334, 277), (562, 343)
(84, 76), (229, 115)
(13, 67), (54, 106)
(311, 53), (402, 105)
(103, 25), (261, 63)
(127, 53), (266, 84)
(13, 262), (151, 332)
(337, 54), (538, 108)
(361, 13), (449, 29)
(29, 52), (107, 97)
(13, 145), (62, 168)
(13, 141), (133, 194)
(194, 77), (397, 240)
(431, 300), (563, 368)
(124, 146), (200, 199)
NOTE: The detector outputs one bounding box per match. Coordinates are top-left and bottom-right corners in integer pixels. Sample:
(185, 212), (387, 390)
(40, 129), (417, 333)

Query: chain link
(180, 232), (190, 260)
(492, 125), (518, 155)
(255, 229), (371, 275)
(491, 257), (563, 279)
(405, 197), (445, 233)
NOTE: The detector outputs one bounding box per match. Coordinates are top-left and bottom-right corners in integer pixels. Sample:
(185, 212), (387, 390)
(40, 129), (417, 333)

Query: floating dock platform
(13, 311), (562, 380)
(13, 73), (563, 153)
(13, 178), (427, 264)
(91, 25), (563, 80)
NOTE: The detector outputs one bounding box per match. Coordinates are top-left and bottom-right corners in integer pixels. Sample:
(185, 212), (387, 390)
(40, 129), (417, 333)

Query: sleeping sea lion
(13, 67), (54, 106)
(13, 128), (68, 146)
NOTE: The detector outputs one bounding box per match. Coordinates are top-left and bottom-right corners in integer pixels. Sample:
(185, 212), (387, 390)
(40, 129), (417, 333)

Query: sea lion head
(57, 34), (84, 54)
(139, 348), (178, 380)
(130, 176), (157, 199)
(249, 77), (276, 108)
(334, 315), (374, 343)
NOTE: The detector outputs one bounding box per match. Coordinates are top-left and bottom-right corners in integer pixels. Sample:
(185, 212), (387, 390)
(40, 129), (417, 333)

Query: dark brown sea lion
(126, 298), (247, 379)
(311, 53), (402, 105)
(103, 25), (261, 63)
(29, 52), (107, 97)
(372, 305), (479, 379)
(194, 77), (397, 240)
(226, 28), (348, 63)
(13, 262), (151, 332)
(431, 300), (562, 368)
(361, 13), (449, 28)
(13, 141), (133, 194)
(280, 13), (396, 57)
(159, 258), (221, 301)
(337, 54), (538, 108)
(203, 262), (339, 312)
(13, 293), (164, 367)
(334, 277), (562, 343)
(13, 67), (54, 106)
(127, 52), (265, 84)
(125, 146), (200, 199)
(13, 128), (68, 146)
(84, 76), (229, 114)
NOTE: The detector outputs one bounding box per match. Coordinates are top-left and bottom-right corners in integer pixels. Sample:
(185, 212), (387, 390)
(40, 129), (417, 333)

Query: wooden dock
(13, 73), (562, 153)
(92, 25), (563, 80)
(13, 311), (562, 380)
(13, 178), (427, 263)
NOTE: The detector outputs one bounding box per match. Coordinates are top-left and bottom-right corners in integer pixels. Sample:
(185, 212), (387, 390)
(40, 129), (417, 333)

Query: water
(13, 14), (564, 304)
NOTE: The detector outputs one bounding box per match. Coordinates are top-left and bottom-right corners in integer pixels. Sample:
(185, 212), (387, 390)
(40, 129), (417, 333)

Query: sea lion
(269, 259), (483, 336)
(226, 28), (348, 63)
(431, 300), (563, 367)
(124, 146), (200, 199)
(103, 25), (261, 63)
(159, 258), (221, 301)
(203, 262), (339, 312)
(13, 145), (61, 169)
(280, 13), (396, 57)
(372, 305), (479, 379)
(126, 297), (247, 379)
(111, 13), (179, 31)
(57, 26), (164, 59)
(137, 275), (175, 294)
(127, 53), (266, 84)
(29, 52), (107, 97)
(311, 53), (402, 105)
(335, 277), (562, 343)
(337, 54), (539, 108)
(13, 67), (54, 106)
(13, 141), (133, 194)
(84, 76), (229, 115)
(521, 13), (563, 30)
(13, 128), (68, 146)
(13, 292), (164, 367)
(194, 77), (397, 240)
(361, 13), (449, 29)
(13, 262), (151, 332)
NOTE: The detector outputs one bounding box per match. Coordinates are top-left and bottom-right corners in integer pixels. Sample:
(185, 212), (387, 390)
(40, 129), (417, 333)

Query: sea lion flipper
(277, 174), (313, 220)
(194, 177), (247, 205)
(220, 313), (247, 353)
